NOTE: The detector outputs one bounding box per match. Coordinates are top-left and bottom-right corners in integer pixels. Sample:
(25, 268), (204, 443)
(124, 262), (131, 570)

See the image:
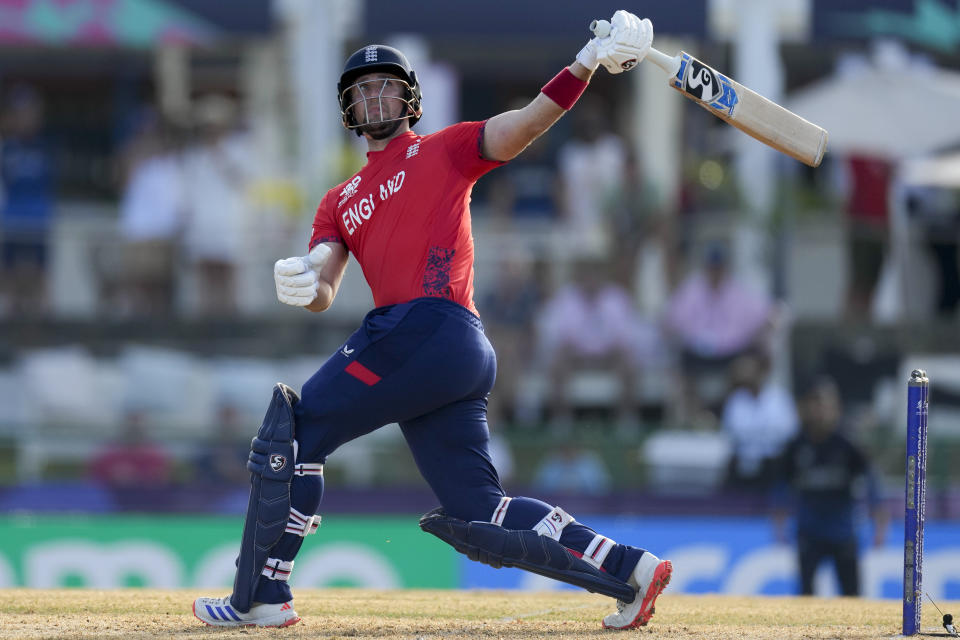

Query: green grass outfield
(0, 589), (955, 639)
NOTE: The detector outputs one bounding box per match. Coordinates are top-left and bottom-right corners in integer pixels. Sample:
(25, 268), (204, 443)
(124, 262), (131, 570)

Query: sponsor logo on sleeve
(338, 176), (363, 207)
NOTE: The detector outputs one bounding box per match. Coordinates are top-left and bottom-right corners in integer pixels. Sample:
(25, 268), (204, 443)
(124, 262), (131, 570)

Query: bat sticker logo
(676, 54), (740, 116)
(682, 59), (722, 102)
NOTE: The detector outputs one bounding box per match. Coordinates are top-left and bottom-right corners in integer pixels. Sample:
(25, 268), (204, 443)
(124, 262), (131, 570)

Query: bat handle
(589, 19), (681, 77)
(589, 19), (611, 37)
(645, 47), (681, 77)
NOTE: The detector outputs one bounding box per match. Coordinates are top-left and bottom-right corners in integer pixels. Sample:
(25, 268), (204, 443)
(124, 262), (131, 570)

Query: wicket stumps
(903, 368), (929, 636)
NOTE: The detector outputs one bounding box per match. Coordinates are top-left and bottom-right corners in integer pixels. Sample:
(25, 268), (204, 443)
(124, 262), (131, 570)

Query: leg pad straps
(262, 558), (294, 581)
(419, 508), (635, 601)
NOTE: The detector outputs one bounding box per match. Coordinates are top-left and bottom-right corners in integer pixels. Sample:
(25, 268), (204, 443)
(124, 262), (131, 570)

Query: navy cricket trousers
(254, 297), (643, 603)
(296, 296), (504, 520)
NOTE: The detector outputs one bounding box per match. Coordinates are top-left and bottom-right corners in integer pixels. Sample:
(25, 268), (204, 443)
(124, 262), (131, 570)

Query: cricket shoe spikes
(193, 595), (300, 628)
(601, 552), (672, 630)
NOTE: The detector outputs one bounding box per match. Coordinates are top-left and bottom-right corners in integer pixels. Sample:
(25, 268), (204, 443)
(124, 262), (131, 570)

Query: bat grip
(645, 47), (681, 77)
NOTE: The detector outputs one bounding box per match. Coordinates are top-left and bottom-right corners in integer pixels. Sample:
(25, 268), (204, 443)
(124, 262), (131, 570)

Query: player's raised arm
(481, 10), (652, 162)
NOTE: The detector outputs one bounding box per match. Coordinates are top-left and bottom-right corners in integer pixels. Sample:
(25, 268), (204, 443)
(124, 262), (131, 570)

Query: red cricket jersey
(309, 121), (504, 315)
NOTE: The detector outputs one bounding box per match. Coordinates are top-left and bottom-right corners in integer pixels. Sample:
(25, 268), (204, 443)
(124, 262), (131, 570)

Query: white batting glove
(593, 10), (653, 74)
(576, 37), (600, 72)
(273, 244), (332, 307)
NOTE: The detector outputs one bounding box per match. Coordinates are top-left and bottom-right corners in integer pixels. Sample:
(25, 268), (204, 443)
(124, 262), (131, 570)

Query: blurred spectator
(480, 253), (543, 427)
(194, 404), (252, 487)
(535, 256), (647, 433)
(820, 335), (900, 430)
(603, 148), (658, 256)
(88, 410), (174, 488)
(181, 95), (254, 316)
(907, 184), (960, 316)
(663, 242), (776, 425)
(112, 109), (185, 315)
(482, 133), (559, 225)
(770, 375), (887, 596)
(532, 443), (612, 495)
(0, 85), (54, 316)
(604, 148), (674, 316)
(721, 349), (798, 491)
(843, 154), (894, 320)
(556, 96), (627, 253)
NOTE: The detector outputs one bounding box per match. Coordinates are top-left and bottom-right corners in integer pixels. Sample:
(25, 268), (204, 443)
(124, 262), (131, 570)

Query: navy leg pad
(419, 508), (635, 601)
(230, 383), (298, 613)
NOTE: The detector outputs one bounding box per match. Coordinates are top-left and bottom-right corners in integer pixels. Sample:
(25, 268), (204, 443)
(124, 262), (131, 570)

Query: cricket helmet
(337, 44), (422, 130)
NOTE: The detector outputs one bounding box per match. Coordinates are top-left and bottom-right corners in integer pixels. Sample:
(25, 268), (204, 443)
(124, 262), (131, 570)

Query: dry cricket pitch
(0, 588), (954, 639)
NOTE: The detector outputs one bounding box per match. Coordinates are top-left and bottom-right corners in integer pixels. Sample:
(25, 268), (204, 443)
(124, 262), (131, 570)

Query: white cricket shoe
(193, 595), (300, 628)
(602, 552), (672, 630)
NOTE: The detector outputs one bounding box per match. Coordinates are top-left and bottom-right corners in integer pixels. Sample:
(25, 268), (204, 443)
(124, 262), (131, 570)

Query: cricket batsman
(193, 9), (671, 631)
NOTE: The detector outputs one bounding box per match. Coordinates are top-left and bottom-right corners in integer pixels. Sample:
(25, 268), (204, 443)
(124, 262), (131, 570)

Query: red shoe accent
(602, 560), (672, 631)
(192, 601), (214, 627)
(280, 602), (292, 611)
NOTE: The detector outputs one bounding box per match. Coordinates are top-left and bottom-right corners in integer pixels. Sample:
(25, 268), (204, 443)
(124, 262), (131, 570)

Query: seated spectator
(535, 256), (646, 433)
(663, 242), (776, 424)
(113, 108), (185, 316)
(532, 443), (612, 495)
(88, 410), (173, 488)
(476, 98), (559, 226)
(181, 95), (254, 316)
(0, 85), (54, 317)
(485, 134), (559, 221)
(721, 349), (798, 491)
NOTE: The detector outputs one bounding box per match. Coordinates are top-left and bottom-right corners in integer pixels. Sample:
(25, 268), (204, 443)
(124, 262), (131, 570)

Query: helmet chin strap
(358, 116), (405, 140)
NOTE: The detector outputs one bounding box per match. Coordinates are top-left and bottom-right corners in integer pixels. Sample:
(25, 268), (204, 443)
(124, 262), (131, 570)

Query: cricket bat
(591, 20), (828, 168)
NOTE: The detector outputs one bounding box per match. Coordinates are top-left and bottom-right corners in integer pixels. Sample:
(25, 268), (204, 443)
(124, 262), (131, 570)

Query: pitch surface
(1, 589), (955, 639)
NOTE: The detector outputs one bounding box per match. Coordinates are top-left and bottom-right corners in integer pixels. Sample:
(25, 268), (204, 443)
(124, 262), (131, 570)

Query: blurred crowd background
(1, 0), (959, 558)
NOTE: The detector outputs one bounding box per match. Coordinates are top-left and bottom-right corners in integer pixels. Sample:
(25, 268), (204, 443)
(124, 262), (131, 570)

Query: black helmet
(337, 44), (422, 129)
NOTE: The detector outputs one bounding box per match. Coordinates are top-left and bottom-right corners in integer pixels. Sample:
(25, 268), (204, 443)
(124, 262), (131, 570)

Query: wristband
(541, 68), (588, 111)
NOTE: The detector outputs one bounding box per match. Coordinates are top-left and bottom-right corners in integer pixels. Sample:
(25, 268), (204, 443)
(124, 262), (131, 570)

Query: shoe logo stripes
(194, 597), (300, 628)
(207, 604), (242, 622)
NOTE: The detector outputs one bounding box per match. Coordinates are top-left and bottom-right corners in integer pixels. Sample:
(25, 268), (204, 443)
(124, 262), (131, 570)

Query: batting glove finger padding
(277, 289), (318, 307)
(276, 281), (319, 297)
(276, 271), (318, 288)
(274, 256), (310, 277)
(274, 266), (319, 306)
(596, 10), (653, 74)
